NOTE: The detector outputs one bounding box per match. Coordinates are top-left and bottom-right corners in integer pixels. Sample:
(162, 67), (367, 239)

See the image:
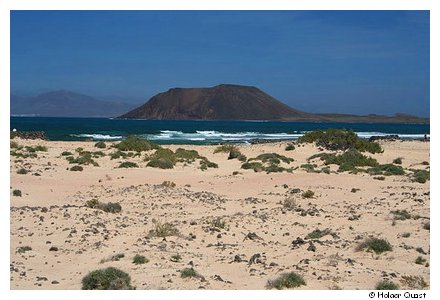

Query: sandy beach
(10, 138), (430, 290)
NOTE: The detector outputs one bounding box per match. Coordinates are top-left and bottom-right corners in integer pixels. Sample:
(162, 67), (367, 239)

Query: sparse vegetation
(367, 164), (405, 176)
(210, 217), (227, 229)
(376, 281), (399, 290)
(393, 157), (403, 164)
(81, 267), (133, 290)
(285, 143), (295, 151)
(61, 151), (73, 156)
(170, 254), (182, 262)
(400, 275), (429, 289)
(16, 246), (32, 253)
(66, 152), (99, 166)
(298, 129), (382, 153)
(17, 168), (28, 175)
(283, 196), (297, 209)
(356, 238), (392, 254)
(241, 161), (264, 172)
(70, 165), (84, 171)
(100, 253), (125, 263)
(147, 158), (174, 169)
(199, 158), (218, 170)
(12, 189), (22, 197)
(180, 268), (200, 279)
(214, 144), (238, 154)
(148, 221), (179, 238)
(115, 135), (159, 152)
(110, 150), (128, 160)
(161, 181), (176, 188)
(228, 148), (247, 161)
(95, 141), (106, 149)
(267, 272), (306, 289)
(412, 169), (430, 183)
(306, 228), (332, 240)
(118, 161), (139, 168)
(302, 190), (314, 198)
(250, 153), (294, 164)
(133, 254), (149, 265)
(85, 199), (121, 213)
(391, 209), (411, 220)
(415, 256), (427, 265)
(374, 176), (386, 181)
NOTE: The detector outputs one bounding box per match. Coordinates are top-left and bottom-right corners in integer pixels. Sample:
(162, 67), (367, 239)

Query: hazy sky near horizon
(11, 10), (429, 117)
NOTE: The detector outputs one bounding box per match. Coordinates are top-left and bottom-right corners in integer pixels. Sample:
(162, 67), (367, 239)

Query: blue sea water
(10, 117), (430, 144)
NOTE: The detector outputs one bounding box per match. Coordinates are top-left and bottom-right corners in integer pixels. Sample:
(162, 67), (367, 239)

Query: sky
(11, 10), (430, 117)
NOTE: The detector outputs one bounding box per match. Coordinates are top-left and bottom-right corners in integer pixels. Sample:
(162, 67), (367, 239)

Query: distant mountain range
(119, 84), (429, 124)
(11, 90), (137, 117)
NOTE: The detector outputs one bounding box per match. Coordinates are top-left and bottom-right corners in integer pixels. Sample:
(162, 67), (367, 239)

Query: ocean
(10, 117), (430, 144)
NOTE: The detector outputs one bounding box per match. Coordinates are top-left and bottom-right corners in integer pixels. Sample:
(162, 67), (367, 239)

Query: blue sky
(11, 11), (429, 117)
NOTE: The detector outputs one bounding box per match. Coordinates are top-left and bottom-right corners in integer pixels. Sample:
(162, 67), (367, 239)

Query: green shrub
(147, 158), (174, 169)
(391, 210), (411, 220)
(81, 267), (133, 290)
(214, 144), (238, 154)
(228, 148), (244, 160)
(285, 143), (295, 151)
(180, 268), (199, 278)
(170, 254), (182, 262)
(133, 254), (149, 265)
(368, 164), (405, 176)
(400, 275), (429, 289)
(161, 181), (176, 188)
(306, 228), (332, 239)
(12, 189), (22, 197)
(67, 152), (98, 166)
(356, 238), (392, 254)
(374, 176), (386, 181)
(17, 168), (28, 175)
(110, 151), (128, 160)
(118, 161), (139, 168)
(241, 161), (264, 172)
(200, 158), (218, 170)
(298, 129), (382, 153)
(92, 151), (106, 157)
(267, 272), (306, 289)
(210, 217), (227, 229)
(148, 221), (179, 238)
(376, 281), (399, 290)
(175, 148), (200, 162)
(393, 157), (403, 164)
(85, 198), (100, 209)
(302, 190), (314, 198)
(412, 170), (430, 183)
(415, 256), (426, 265)
(115, 135), (159, 152)
(100, 202), (122, 213)
(145, 148), (176, 164)
(70, 165), (84, 171)
(95, 141), (106, 149)
(301, 163), (316, 173)
(250, 153), (294, 164)
(61, 151), (73, 156)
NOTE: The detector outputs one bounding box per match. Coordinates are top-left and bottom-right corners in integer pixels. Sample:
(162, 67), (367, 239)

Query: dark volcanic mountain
(11, 90), (137, 118)
(119, 84), (428, 123)
(120, 84), (312, 120)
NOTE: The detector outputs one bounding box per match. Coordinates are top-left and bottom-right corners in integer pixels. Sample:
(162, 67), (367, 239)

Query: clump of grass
(298, 129), (382, 153)
(118, 161), (139, 168)
(411, 170), (430, 183)
(415, 256), (426, 265)
(81, 267), (133, 290)
(250, 153), (294, 164)
(241, 161), (264, 172)
(170, 254), (182, 262)
(17, 168), (28, 175)
(10, 141), (20, 149)
(115, 135), (159, 152)
(161, 181), (176, 188)
(180, 268), (200, 279)
(302, 190), (314, 198)
(376, 280), (399, 290)
(147, 158), (174, 169)
(101, 253), (125, 263)
(175, 148), (201, 163)
(367, 164), (405, 176)
(95, 141), (106, 149)
(12, 189), (22, 197)
(26, 145), (48, 152)
(391, 209), (411, 220)
(285, 143), (295, 151)
(423, 222), (430, 231)
(148, 221), (179, 238)
(393, 157), (403, 164)
(356, 237), (392, 254)
(132, 254), (149, 265)
(401, 232), (411, 238)
(66, 152), (98, 166)
(301, 163), (317, 173)
(110, 151), (128, 160)
(214, 144), (238, 154)
(210, 217), (227, 229)
(267, 272), (306, 289)
(16, 246), (32, 253)
(374, 176), (386, 181)
(61, 151), (73, 156)
(283, 196), (297, 209)
(400, 275), (429, 289)
(85, 199), (121, 213)
(199, 158), (218, 171)
(70, 165), (84, 171)
(228, 148), (247, 161)
(306, 228), (332, 240)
